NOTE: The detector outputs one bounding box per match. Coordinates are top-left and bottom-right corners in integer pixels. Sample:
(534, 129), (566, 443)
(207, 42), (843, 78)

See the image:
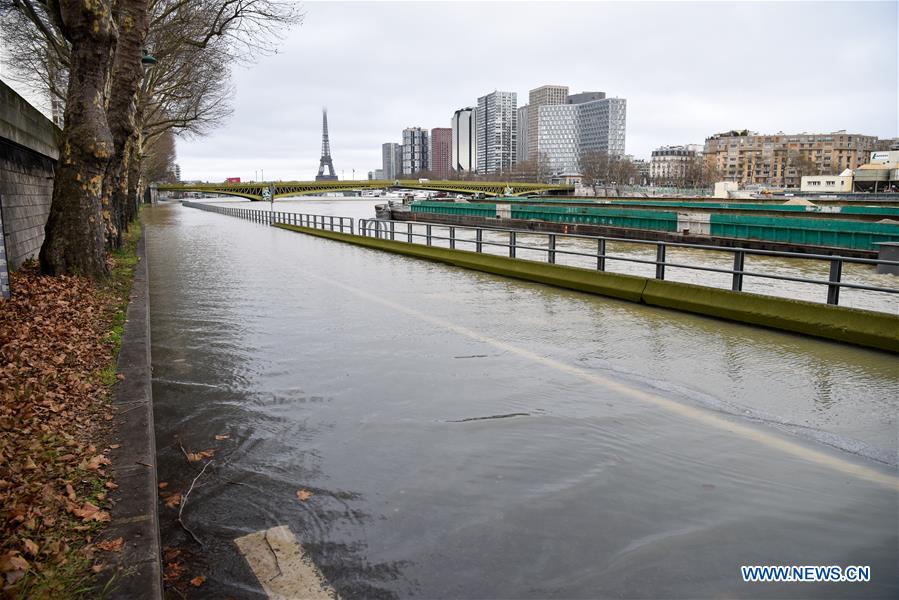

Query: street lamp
(141, 48), (157, 65)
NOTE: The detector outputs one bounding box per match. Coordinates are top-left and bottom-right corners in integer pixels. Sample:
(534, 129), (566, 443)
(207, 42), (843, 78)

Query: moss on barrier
(275, 224), (899, 353)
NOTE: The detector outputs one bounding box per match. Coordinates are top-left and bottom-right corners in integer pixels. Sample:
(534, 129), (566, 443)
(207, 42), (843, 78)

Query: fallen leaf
(0, 552), (29, 573)
(22, 539), (38, 556)
(96, 538), (124, 552)
(164, 493), (182, 509)
(158, 482), (169, 489)
(85, 454), (111, 470)
(109, 444), (120, 449)
(70, 501), (111, 522)
(215, 434), (229, 441)
(105, 481), (119, 490)
(164, 561), (186, 583)
(91, 563), (104, 573)
(296, 489), (313, 502)
(115, 373), (125, 381)
(186, 449), (215, 462)
(190, 575), (206, 587)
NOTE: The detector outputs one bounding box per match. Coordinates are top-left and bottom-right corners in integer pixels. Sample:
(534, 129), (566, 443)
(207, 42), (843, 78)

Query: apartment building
(704, 130), (880, 187)
(476, 90), (517, 175)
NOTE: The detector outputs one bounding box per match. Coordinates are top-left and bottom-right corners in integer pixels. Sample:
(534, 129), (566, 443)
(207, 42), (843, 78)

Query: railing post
(655, 243), (666, 280)
(597, 238), (606, 271)
(548, 234), (556, 264)
(426, 224), (432, 246)
(827, 259), (843, 305)
(476, 229), (483, 253)
(390, 221), (395, 241)
(509, 231), (516, 258)
(407, 222), (412, 243)
(350, 218), (354, 235)
(732, 250), (745, 292)
(329, 216), (334, 231)
(449, 226), (455, 249)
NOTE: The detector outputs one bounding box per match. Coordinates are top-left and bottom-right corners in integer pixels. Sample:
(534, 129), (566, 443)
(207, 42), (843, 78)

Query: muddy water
(147, 199), (898, 598)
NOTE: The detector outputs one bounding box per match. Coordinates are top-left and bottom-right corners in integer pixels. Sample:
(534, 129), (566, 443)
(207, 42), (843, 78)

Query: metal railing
(358, 218), (899, 310)
(182, 201), (354, 234)
(179, 201), (898, 311)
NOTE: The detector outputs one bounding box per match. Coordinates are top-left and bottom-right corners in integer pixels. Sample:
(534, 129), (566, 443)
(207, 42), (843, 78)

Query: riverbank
(0, 223), (149, 598)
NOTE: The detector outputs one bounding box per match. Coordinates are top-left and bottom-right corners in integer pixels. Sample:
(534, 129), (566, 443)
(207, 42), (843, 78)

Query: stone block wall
(0, 138), (55, 268)
(0, 80), (59, 271)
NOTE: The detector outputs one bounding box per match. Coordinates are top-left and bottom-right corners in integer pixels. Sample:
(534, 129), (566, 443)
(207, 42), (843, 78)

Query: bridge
(156, 179), (575, 200)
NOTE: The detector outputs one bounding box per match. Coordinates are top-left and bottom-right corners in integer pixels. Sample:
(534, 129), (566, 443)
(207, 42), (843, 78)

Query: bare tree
(4, 0), (301, 273)
(579, 151), (610, 193)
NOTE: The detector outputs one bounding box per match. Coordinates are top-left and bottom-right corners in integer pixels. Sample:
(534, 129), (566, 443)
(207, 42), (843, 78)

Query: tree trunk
(39, 0), (117, 278)
(104, 0), (150, 249)
(126, 133), (144, 218)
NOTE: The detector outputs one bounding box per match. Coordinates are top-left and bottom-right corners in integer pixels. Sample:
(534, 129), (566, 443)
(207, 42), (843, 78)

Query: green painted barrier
(411, 202), (497, 217)
(410, 200), (899, 250)
(511, 205), (679, 231)
(709, 214), (899, 250)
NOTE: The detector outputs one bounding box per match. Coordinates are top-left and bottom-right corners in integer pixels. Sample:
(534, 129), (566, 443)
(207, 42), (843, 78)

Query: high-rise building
(517, 105), (529, 164)
(402, 127), (430, 174)
(382, 142), (402, 179)
(528, 85), (569, 161)
(704, 130), (880, 187)
(529, 90), (628, 174)
(451, 107), (477, 174)
(575, 95), (627, 158)
(430, 127), (452, 179)
(536, 104), (579, 174)
(476, 90), (517, 175)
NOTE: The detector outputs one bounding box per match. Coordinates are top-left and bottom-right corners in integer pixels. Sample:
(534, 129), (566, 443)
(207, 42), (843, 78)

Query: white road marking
(306, 270), (899, 491)
(235, 525), (336, 599)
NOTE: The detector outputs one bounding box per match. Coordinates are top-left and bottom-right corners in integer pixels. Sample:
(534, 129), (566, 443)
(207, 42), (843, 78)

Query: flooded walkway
(147, 199), (898, 598)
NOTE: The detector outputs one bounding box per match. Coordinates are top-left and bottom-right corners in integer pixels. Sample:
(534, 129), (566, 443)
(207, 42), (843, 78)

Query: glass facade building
(536, 105), (579, 173)
(381, 142), (402, 179)
(451, 108), (477, 174)
(476, 90), (517, 175)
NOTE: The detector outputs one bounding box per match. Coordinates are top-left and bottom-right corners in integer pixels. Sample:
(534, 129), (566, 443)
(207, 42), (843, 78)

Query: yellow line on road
(235, 525), (336, 599)
(312, 273), (899, 491)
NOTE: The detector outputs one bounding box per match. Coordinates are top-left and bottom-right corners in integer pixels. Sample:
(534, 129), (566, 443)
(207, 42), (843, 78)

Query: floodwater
(147, 198), (898, 599)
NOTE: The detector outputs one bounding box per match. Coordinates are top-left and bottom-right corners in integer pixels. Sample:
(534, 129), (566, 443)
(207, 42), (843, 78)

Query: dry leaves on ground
(95, 537), (124, 552)
(0, 261), (134, 592)
(296, 489), (314, 502)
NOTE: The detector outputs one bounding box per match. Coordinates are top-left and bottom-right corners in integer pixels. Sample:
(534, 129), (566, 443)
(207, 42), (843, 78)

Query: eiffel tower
(315, 107), (338, 181)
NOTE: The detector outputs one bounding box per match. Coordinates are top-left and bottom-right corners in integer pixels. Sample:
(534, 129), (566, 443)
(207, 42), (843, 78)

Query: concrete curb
(103, 230), (163, 599)
(275, 224), (899, 353)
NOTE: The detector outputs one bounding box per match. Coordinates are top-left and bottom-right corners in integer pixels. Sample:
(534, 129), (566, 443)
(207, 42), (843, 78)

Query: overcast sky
(6, 1), (897, 181)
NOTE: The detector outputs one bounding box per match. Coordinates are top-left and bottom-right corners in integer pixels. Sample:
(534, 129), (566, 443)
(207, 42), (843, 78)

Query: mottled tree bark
(126, 132), (144, 219)
(104, 0), (150, 249)
(39, 0), (117, 277)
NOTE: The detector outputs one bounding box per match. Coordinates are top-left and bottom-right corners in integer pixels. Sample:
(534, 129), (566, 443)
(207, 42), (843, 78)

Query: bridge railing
(358, 218), (899, 312)
(182, 201), (354, 234)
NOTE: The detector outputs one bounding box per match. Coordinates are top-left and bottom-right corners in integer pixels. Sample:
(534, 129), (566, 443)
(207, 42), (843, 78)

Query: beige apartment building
(527, 85), (569, 161)
(704, 130), (881, 187)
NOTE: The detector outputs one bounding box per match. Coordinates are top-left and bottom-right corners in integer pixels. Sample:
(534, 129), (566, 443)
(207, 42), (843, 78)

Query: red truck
(225, 177), (241, 183)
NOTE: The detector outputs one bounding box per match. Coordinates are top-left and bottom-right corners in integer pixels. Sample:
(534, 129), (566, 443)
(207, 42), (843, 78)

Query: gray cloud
(176, 1), (898, 182)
